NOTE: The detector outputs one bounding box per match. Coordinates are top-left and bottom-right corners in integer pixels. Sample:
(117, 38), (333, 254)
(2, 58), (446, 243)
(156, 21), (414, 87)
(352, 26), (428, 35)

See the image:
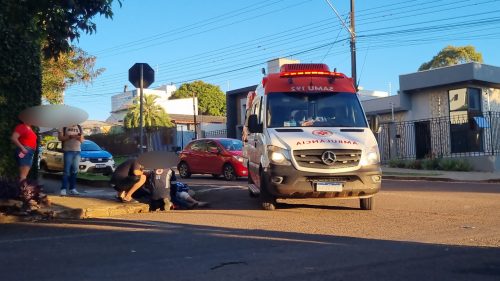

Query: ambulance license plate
(315, 182), (343, 192)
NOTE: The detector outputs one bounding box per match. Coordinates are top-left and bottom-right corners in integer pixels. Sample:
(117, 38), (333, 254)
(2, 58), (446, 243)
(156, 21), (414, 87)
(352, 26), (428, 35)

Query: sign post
(129, 63), (155, 153)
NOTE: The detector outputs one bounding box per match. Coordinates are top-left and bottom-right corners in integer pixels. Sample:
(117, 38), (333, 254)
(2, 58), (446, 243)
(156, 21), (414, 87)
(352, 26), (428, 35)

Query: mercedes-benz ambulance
(243, 63), (381, 210)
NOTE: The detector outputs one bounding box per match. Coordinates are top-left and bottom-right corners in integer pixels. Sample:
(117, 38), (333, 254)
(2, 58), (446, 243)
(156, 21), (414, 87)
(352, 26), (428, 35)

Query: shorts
(111, 176), (140, 192)
(16, 146), (35, 167)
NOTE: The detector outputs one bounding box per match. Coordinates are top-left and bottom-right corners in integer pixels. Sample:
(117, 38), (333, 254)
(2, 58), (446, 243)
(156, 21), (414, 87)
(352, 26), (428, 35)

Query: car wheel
(223, 164), (236, 181)
(260, 170), (276, 210)
(178, 162), (191, 178)
(360, 197), (374, 210)
(211, 174), (220, 178)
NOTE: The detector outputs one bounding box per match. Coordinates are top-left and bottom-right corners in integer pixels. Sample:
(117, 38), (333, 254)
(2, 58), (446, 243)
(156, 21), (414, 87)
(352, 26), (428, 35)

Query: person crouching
(110, 158), (146, 203)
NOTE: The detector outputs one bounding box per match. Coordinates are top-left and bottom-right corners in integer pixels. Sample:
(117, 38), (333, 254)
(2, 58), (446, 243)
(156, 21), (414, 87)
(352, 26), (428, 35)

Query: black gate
(414, 121), (431, 159)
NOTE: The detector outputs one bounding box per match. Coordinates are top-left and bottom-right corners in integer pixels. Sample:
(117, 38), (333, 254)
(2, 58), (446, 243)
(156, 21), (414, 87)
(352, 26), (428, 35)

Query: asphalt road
(0, 177), (499, 281)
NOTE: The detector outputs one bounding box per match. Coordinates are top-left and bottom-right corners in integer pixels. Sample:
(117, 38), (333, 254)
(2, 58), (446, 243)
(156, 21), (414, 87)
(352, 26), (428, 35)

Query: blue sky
(65, 0), (500, 121)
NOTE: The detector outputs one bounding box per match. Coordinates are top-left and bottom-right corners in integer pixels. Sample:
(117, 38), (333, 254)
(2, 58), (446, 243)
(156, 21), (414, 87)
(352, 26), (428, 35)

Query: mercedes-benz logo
(321, 151), (337, 166)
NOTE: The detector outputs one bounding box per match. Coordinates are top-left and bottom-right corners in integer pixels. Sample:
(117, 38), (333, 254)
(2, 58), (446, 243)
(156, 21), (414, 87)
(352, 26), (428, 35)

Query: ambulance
(243, 63), (381, 210)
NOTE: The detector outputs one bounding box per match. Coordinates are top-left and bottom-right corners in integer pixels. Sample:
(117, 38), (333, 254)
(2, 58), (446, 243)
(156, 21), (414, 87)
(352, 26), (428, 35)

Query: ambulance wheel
(360, 197), (374, 210)
(223, 164), (236, 181)
(178, 162), (191, 178)
(260, 171), (277, 210)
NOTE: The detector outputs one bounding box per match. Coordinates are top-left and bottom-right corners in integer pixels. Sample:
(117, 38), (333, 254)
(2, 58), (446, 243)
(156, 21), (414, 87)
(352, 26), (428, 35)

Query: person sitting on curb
(110, 158), (146, 203)
(171, 180), (209, 209)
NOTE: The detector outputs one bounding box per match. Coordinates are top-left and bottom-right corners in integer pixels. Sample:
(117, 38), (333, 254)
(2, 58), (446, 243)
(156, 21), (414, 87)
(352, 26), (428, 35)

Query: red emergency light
(279, 63), (346, 79)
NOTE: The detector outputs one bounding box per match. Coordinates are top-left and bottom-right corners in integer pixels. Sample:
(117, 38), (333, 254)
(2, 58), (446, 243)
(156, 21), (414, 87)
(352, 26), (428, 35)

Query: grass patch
(77, 173), (110, 181)
(114, 155), (128, 166)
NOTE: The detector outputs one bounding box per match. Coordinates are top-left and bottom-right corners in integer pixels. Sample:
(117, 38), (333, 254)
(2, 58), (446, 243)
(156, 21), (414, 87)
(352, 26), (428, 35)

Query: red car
(177, 138), (248, 180)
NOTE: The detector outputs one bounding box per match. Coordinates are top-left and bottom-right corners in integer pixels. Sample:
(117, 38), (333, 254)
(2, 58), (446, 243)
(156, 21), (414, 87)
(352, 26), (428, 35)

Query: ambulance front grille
(293, 149), (361, 169)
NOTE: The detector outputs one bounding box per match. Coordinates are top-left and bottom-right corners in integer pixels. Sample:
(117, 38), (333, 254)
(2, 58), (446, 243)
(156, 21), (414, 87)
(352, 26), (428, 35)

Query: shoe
(68, 189), (80, 195)
(60, 189), (67, 196)
(121, 198), (139, 203)
(197, 202), (210, 208)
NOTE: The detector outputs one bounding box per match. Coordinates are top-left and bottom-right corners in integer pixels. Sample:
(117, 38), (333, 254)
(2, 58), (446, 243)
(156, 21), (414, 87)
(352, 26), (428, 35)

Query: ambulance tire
(260, 171), (277, 210)
(360, 197), (374, 210)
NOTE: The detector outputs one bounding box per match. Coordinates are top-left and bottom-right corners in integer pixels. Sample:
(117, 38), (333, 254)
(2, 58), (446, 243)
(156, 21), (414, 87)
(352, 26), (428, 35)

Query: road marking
(196, 186), (247, 193)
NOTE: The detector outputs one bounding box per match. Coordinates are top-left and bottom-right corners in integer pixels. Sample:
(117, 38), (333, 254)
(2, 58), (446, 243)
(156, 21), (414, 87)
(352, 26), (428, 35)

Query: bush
(438, 158), (472, 171)
(421, 158), (440, 170)
(388, 159), (406, 168)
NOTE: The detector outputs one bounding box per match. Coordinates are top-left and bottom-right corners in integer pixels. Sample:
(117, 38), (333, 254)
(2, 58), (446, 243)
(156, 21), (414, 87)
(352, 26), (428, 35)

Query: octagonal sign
(129, 63), (155, 88)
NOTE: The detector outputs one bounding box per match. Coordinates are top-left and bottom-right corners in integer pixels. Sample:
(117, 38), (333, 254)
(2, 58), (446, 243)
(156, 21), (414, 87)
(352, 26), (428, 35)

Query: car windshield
(218, 139), (243, 151)
(81, 141), (102, 151)
(267, 92), (368, 128)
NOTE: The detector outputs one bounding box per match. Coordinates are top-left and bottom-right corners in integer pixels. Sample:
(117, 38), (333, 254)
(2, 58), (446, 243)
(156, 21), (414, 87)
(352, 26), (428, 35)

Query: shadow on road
(0, 218), (499, 281)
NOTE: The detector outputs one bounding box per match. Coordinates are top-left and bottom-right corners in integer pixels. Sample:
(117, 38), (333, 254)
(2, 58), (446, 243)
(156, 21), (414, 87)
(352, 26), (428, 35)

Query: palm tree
(124, 94), (174, 151)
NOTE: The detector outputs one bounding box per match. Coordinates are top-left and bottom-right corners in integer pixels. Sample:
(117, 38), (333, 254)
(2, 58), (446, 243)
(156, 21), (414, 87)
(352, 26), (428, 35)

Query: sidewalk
(0, 176), (149, 223)
(382, 166), (500, 182)
(2, 168), (500, 223)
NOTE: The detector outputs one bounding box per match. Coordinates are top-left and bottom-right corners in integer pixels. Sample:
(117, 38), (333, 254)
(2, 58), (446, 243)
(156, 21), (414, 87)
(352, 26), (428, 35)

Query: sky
(65, 0), (500, 121)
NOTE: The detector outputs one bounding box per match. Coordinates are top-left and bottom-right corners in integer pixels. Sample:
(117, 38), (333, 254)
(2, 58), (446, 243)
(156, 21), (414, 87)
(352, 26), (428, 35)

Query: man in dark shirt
(110, 158), (146, 203)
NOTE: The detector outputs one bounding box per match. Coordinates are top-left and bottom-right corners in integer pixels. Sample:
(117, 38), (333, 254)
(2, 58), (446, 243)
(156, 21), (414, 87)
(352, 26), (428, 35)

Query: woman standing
(11, 121), (37, 182)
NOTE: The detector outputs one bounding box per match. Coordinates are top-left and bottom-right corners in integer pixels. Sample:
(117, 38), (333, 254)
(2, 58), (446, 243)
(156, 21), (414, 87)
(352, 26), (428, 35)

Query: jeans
(62, 151), (81, 190)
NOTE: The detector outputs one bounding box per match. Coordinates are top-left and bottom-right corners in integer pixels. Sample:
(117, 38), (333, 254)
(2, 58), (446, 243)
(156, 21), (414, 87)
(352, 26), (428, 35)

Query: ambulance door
(246, 96), (263, 184)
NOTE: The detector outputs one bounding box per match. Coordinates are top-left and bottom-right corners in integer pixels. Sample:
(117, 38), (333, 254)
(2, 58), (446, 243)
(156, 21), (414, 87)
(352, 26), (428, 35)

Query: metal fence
(377, 111), (500, 163)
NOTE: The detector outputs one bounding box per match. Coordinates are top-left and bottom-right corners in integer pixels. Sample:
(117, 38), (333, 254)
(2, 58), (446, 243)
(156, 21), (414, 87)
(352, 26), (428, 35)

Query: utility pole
(350, 0), (357, 90)
(324, 0), (357, 89)
(139, 64), (144, 153)
(192, 92), (197, 140)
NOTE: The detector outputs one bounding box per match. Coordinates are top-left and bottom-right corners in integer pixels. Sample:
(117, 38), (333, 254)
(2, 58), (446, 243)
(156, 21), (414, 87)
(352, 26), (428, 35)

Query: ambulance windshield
(267, 92), (367, 128)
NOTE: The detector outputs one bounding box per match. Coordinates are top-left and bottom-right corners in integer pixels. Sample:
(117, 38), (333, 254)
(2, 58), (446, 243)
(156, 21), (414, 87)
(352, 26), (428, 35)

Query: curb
(382, 175), (500, 183)
(34, 203), (150, 219)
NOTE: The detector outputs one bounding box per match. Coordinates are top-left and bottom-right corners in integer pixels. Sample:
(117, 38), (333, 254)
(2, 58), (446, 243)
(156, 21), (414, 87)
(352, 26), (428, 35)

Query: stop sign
(129, 63), (155, 88)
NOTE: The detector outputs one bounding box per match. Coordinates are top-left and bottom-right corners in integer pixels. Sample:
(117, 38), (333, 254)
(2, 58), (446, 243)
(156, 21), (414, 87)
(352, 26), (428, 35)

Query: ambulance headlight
(268, 145), (291, 166)
(360, 145), (380, 166)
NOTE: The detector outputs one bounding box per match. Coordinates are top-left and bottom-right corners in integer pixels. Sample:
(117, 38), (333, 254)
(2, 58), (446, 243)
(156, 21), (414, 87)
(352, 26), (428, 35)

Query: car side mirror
(248, 114), (262, 133)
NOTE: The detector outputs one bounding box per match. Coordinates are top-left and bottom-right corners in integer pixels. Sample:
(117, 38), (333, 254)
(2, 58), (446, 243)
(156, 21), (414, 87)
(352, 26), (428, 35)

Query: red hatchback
(177, 138), (248, 180)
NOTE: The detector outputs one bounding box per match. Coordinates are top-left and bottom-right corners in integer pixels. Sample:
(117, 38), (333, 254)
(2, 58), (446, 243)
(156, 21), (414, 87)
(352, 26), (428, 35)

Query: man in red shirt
(11, 122), (37, 182)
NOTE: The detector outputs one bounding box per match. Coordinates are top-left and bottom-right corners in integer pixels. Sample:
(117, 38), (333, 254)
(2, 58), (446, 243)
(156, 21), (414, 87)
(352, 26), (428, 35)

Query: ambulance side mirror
(248, 114), (262, 133)
(369, 115), (381, 133)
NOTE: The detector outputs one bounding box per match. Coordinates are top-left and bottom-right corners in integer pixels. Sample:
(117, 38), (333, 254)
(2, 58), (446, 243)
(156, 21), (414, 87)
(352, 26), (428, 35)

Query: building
(106, 84), (197, 123)
(362, 62), (500, 171)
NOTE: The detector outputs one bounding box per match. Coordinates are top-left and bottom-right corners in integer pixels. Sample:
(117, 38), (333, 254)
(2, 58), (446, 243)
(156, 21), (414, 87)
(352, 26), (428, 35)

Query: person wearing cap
(11, 121), (37, 183)
(110, 158), (146, 203)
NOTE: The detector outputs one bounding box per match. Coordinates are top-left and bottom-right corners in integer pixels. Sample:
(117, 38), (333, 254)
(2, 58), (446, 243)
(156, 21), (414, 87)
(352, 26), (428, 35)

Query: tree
(418, 45), (483, 71)
(124, 95), (174, 151)
(0, 0), (120, 177)
(170, 81), (226, 116)
(42, 44), (104, 104)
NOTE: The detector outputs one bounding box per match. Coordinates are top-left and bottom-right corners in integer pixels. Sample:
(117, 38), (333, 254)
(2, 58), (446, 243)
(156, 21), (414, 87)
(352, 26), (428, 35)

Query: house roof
(399, 62), (500, 92)
(226, 85), (258, 96)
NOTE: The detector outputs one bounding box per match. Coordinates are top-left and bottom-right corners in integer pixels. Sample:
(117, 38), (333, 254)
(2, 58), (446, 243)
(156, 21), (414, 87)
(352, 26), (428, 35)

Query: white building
(106, 84), (198, 123)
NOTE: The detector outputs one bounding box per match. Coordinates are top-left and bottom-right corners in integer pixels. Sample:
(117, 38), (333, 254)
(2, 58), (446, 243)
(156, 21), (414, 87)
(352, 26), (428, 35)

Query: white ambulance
(243, 63), (381, 210)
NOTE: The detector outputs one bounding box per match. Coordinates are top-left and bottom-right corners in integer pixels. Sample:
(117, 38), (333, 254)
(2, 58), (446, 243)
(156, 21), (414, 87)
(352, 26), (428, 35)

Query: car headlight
(268, 145), (291, 166)
(80, 157), (89, 162)
(233, 155), (244, 163)
(360, 145), (380, 166)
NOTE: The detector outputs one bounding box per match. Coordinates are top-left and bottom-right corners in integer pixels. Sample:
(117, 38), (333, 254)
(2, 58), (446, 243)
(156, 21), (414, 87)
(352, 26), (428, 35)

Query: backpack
(62, 125), (82, 136)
